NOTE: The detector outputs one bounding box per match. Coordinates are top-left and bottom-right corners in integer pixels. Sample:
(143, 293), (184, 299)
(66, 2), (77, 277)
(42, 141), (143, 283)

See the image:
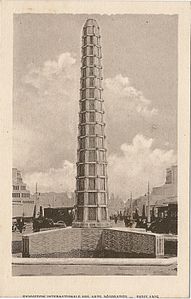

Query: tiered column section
(73, 19), (110, 228)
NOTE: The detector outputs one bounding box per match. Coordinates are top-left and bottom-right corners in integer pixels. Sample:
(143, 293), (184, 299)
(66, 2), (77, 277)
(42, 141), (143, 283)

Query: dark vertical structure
(73, 19), (110, 228)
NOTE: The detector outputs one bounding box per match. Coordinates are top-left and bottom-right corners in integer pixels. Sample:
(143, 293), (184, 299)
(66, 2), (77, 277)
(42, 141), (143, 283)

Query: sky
(13, 14), (177, 198)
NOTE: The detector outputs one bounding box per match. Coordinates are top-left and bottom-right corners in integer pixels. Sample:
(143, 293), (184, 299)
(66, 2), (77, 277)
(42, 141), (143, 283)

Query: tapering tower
(73, 19), (110, 228)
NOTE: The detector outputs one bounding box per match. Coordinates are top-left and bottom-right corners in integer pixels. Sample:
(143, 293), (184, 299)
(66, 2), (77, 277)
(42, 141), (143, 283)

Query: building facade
(12, 168), (34, 218)
(73, 19), (110, 227)
(131, 165), (178, 218)
(150, 165), (177, 205)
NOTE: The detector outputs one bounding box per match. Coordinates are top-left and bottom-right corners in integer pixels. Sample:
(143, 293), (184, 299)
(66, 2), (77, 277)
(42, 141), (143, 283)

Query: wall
(12, 201), (34, 218)
(22, 227), (164, 258)
(102, 229), (164, 257)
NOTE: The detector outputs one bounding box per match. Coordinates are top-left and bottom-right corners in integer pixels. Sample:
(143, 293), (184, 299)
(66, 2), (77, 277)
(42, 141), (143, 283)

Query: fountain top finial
(84, 18), (99, 27)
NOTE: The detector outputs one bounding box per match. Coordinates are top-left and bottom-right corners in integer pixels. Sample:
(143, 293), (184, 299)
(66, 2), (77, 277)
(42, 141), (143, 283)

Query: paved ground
(12, 263), (177, 276)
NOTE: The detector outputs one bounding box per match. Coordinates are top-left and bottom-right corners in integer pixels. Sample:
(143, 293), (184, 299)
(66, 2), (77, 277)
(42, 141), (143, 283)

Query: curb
(12, 257), (177, 266)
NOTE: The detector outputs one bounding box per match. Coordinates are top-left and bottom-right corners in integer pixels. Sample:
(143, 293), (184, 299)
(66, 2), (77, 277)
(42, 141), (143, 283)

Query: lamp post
(130, 192), (133, 220)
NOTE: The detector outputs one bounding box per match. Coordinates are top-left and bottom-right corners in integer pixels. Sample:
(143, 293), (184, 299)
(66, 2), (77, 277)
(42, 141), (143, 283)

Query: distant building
(31, 192), (75, 210)
(150, 165), (177, 207)
(108, 193), (125, 216)
(132, 165), (177, 218)
(12, 168), (34, 218)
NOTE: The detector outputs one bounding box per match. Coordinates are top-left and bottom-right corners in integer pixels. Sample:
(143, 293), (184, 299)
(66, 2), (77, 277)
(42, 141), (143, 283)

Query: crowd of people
(110, 208), (151, 230)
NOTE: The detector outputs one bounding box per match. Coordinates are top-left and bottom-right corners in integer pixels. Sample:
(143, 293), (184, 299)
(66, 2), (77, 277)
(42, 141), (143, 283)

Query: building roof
(31, 192), (75, 208)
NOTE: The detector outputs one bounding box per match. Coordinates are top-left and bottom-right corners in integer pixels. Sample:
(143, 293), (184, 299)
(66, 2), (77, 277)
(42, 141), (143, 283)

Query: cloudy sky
(13, 14), (177, 198)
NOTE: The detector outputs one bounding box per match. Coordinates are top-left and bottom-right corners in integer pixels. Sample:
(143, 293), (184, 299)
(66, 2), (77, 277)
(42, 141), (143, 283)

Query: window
(98, 137), (103, 148)
(12, 193), (20, 198)
(96, 89), (101, 99)
(82, 90), (86, 100)
(22, 193), (30, 198)
(96, 124), (102, 135)
(89, 89), (94, 98)
(101, 208), (107, 220)
(82, 58), (87, 67)
(13, 185), (19, 190)
(89, 150), (96, 162)
(89, 112), (95, 122)
(94, 47), (98, 56)
(79, 138), (85, 149)
(89, 137), (95, 148)
(81, 79), (86, 88)
(83, 36), (87, 45)
(82, 68), (86, 77)
(78, 178), (85, 191)
(79, 151), (85, 162)
(88, 207), (96, 220)
(98, 68), (102, 78)
(21, 185), (26, 190)
(80, 125), (86, 136)
(83, 28), (87, 35)
(78, 164), (85, 176)
(100, 193), (106, 205)
(81, 113), (86, 123)
(86, 36), (90, 44)
(89, 125), (95, 135)
(97, 79), (102, 88)
(89, 178), (96, 190)
(88, 46), (93, 55)
(82, 47), (86, 56)
(94, 26), (99, 35)
(99, 151), (105, 162)
(89, 164), (96, 176)
(94, 57), (99, 66)
(100, 178), (105, 190)
(96, 113), (102, 123)
(81, 101), (86, 111)
(100, 164), (105, 176)
(89, 78), (94, 87)
(90, 36), (93, 44)
(93, 36), (98, 44)
(77, 193), (84, 205)
(89, 67), (94, 76)
(87, 26), (93, 34)
(88, 193), (96, 205)
(77, 208), (83, 221)
(89, 56), (94, 65)
(97, 101), (102, 111)
(89, 100), (94, 110)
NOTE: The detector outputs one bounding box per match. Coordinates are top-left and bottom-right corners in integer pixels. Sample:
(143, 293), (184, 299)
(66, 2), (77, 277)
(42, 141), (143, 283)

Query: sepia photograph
(12, 12), (178, 276)
(0, 1), (190, 298)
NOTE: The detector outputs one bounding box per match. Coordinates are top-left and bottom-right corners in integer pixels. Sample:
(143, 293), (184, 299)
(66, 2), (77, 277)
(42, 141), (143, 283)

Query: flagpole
(147, 181), (151, 223)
